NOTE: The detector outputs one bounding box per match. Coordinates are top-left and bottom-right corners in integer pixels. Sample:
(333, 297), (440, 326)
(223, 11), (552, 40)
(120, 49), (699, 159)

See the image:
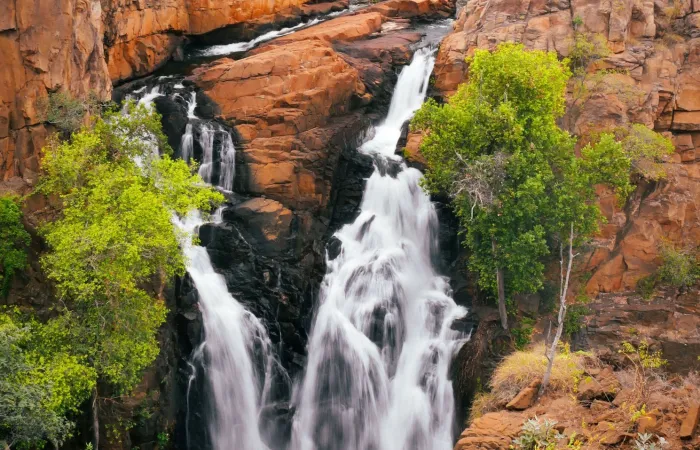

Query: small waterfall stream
(291, 47), (469, 450)
(174, 212), (282, 450)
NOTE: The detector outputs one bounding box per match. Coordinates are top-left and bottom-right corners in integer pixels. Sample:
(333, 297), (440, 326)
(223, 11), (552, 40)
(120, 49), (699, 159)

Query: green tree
(0, 196), (30, 297)
(37, 102), (223, 446)
(0, 312), (95, 448)
(413, 43), (618, 329)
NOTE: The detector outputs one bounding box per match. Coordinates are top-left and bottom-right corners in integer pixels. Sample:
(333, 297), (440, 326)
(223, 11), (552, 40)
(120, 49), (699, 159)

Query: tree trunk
(91, 388), (100, 450)
(540, 224), (576, 395)
(492, 238), (508, 330)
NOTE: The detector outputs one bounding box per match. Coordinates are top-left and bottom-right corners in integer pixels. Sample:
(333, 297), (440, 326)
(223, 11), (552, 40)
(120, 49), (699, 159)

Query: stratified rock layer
(0, 0), (112, 184)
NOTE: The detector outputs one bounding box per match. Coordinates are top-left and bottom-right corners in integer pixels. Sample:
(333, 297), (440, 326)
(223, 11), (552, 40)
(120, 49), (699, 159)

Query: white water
(291, 47), (468, 450)
(197, 18), (322, 57)
(187, 92), (198, 119)
(219, 131), (236, 191)
(131, 87), (273, 449)
(360, 48), (435, 156)
(174, 212), (279, 450)
(181, 123), (194, 163)
(197, 124), (215, 183)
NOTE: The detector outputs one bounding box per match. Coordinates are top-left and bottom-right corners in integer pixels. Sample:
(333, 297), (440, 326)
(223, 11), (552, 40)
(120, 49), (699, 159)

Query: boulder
(453, 412), (523, 450)
(680, 403), (700, 440)
(506, 378), (541, 411)
(577, 367), (621, 403)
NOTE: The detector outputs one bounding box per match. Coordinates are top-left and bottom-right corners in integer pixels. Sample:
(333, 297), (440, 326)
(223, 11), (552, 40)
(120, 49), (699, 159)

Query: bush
(633, 432), (668, 450)
(481, 345), (588, 412)
(39, 91), (95, 135)
(512, 417), (563, 450)
(657, 244), (698, 290)
(511, 317), (535, 350)
(0, 196), (30, 297)
(620, 124), (675, 181)
(569, 32), (610, 70)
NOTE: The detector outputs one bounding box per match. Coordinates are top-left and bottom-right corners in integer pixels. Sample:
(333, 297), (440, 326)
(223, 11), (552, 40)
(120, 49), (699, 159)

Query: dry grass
(468, 345), (590, 423)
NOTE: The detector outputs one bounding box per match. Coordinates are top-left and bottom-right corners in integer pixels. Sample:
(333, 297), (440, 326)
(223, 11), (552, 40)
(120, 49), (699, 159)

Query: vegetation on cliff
(0, 197), (30, 297)
(412, 43), (632, 331)
(0, 98), (223, 448)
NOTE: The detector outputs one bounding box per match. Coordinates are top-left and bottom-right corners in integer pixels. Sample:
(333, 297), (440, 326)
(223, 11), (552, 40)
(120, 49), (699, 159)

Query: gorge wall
(0, 0), (346, 188)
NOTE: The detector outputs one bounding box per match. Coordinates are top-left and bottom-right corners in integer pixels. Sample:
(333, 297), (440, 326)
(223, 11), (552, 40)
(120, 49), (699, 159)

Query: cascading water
(219, 132), (236, 192)
(174, 212), (283, 450)
(197, 124), (215, 183)
(291, 46), (468, 450)
(181, 124), (194, 163)
(129, 87), (283, 450)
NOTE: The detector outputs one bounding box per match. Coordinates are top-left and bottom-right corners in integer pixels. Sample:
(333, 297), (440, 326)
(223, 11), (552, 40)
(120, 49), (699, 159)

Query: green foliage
(569, 32), (610, 70)
(619, 124), (675, 181)
(38, 102), (223, 393)
(0, 196), (30, 297)
(0, 312), (95, 448)
(412, 43), (614, 307)
(580, 132), (634, 201)
(633, 433), (668, 450)
(572, 15), (583, 29)
(512, 417), (564, 450)
(620, 341), (667, 369)
(157, 431), (170, 447)
(511, 317), (535, 350)
(564, 301), (590, 336)
(657, 244), (699, 290)
(39, 91), (101, 135)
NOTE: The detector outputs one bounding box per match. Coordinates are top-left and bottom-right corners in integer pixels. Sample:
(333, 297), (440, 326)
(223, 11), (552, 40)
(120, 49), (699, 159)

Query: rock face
(0, 0), (112, 184)
(432, 0), (700, 294)
(0, 0), (351, 184)
(101, 0), (344, 82)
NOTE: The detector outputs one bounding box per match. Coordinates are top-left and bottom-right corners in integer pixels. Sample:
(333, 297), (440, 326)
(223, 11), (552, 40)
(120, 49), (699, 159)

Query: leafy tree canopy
(38, 102), (223, 392)
(411, 43), (630, 317)
(0, 196), (30, 297)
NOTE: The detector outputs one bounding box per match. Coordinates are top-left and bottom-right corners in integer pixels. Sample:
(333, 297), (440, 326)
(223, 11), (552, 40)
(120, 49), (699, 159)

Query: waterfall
(174, 212), (280, 450)
(219, 131), (236, 191)
(131, 86), (281, 450)
(198, 125), (215, 183)
(181, 123), (194, 163)
(187, 92), (198, 119)
(290, 47), (468, 450)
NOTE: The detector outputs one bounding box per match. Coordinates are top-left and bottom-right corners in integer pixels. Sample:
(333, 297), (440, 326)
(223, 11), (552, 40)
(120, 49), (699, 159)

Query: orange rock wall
(102, 0), (317, 82)
(0, 0), (112, 183)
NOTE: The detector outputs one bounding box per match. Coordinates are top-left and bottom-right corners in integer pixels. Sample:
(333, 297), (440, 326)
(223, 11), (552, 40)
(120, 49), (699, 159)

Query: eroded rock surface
(0, 0), (112, 184)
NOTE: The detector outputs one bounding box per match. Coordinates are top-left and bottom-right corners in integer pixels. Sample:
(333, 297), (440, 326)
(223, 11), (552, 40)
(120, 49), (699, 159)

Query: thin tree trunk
(91, 388), (100, 450)
(492, 238), (508, 330)
(540, 223), (576, 395)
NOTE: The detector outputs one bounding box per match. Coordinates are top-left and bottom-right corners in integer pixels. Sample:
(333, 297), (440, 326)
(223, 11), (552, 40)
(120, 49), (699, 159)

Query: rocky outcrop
(101, 0), (349, 82)
(0, 0), (111, 184)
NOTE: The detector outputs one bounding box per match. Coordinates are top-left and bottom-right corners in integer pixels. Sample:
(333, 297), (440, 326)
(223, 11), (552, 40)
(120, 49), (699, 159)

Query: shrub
(511, 317), (535, 350)
(636, 274), (658, 300)
(633, 432), (668, 450)
(39, 91), (100, 135)
(512, 417), (564, 450)
(657, 244), (698, 290)
(569, 32), (610, 70)
(488, 345), (588, 407)
(0, 196), (30, 297)
(619, 124), (675, 181)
